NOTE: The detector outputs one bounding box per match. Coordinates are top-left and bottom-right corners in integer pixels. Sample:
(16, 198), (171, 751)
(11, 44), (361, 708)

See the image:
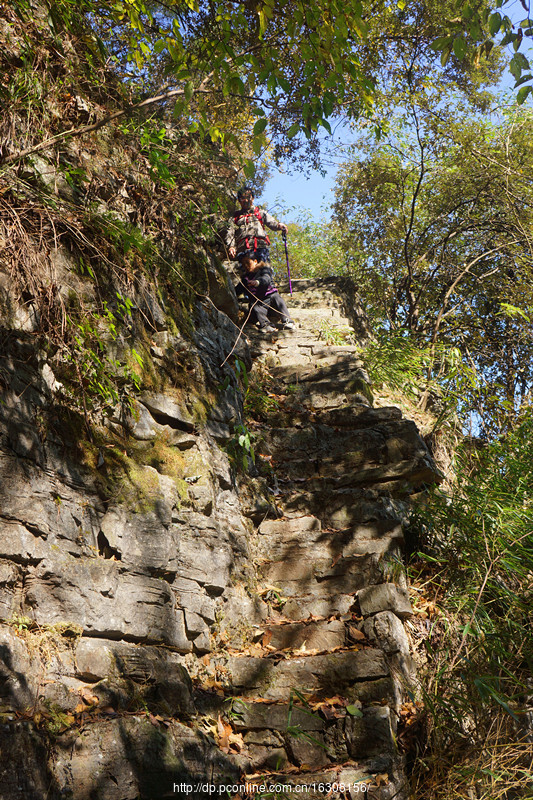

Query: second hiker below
(227, 186), (295, 333)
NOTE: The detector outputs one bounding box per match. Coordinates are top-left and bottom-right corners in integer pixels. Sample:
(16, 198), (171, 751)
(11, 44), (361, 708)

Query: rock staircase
(0, 276), (440, 800)
(198, 279), (441, 799)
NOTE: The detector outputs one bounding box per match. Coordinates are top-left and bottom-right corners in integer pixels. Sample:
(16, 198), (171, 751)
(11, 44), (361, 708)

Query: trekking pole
(282, 230), (292, 296)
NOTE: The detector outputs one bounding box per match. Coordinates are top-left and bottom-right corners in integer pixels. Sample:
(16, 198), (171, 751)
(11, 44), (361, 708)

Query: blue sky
(266, 168), (337, 222)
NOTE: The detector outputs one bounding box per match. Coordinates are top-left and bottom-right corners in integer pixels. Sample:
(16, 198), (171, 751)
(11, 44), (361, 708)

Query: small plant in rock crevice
(286, 689), (331, 755)
(228, 423), (256, 472)
(316, 319), (355, 346)
(6, 617), (83, 665)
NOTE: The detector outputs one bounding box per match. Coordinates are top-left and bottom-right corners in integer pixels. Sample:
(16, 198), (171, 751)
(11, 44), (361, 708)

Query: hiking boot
(258, 324), (277, 333)
(281, 320), (296, 330)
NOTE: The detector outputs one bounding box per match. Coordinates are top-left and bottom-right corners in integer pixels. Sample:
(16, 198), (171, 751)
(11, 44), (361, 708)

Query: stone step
(310, 344), (362, 357)
(314, 405), (403, 428)
(275, 359), (367, 382)
(241, 764), (400, 800)
(290, 306), (352, 323)
(266, 456), (438, 488)
(257, 517), (404, 558)
(254, 404), (345, 429)
(258, 515), (323, 539)
(260, 422), (426, 462)
(261, 618), (347, 652)
(274, 456), (440, 491)
(246, 324), (314, 340)
(301, 383), (373, 409)
(264, 404), (404, 430)
(247, 331), (317, 358)
(233, 702), (396, 778)
(278, 487), (403, 529)
(279, 592), (357, 619)
(269, 361), (367, 385)
(258, 551), (380, 598)
(213, 648), (391, 702)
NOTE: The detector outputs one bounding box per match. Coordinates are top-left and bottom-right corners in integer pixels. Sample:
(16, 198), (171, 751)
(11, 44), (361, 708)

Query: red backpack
(234, 206), (271, 251)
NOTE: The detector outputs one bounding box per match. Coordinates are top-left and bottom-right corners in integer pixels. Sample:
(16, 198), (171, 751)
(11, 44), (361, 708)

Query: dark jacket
(240, 263), (279, 301)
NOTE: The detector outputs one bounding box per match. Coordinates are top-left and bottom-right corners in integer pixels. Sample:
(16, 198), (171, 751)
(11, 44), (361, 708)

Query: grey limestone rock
(74, 638), (195, 715)
(363, 610), (411, 657)
(24, 557), (192, 650)
(140, 392), (196, 431)
(357, 583), (414, 619)
(345, 706), (396, 759)
(216, 649), (389, 701)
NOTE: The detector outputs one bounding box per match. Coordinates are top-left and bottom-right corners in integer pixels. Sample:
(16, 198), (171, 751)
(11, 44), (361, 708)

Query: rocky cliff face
(0, 255), (441, 798)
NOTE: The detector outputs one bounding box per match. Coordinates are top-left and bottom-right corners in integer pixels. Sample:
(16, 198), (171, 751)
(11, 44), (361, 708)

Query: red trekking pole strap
(282, 230), (292, 296)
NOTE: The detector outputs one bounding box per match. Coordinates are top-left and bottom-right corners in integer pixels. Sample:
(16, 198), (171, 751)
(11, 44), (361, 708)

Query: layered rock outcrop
(0, 273), (440, 799)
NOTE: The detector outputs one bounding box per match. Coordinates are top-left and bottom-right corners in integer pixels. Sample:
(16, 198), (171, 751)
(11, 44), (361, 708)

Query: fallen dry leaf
(228, 732), (244, 752)
(217, 715), (232, 752)
(246, 645), (265, 657)
(79, 686), (99, 706)
(348, 624), (366, 641)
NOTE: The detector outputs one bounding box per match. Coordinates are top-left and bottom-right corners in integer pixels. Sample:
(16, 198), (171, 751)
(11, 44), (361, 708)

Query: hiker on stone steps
(238, 255), (295, 332)
(227, 185), (295, 332)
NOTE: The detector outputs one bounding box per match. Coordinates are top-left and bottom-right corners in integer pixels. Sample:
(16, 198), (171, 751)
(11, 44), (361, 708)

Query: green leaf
(230, 75), (246, 95)
(351, 16), (368, 38)
(517, 85), (532, 104)
(253, 118), (268, 136)
(500, 31), (516, 46)
(515, 52), (531, 69)
(468, 19), (482, 40)
(514, 73), (532, 87)
(346, 705), (363, 717)
(488, 11), (502, 36)
(509, 54), (522, 79)
(453, 36), (467, 60)
(287, 122), (300, 139)
(243, 159), (255, 179)
(441, 44), (453, 66)
(499, 302), (530, 322)
(430, 35), (453, 52)
(278, 75), (292, 94)
(461, 2), (474, 22)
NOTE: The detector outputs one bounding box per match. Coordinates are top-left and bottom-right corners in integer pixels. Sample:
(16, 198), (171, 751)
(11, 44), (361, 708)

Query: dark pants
(251, 291), (291, 327)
